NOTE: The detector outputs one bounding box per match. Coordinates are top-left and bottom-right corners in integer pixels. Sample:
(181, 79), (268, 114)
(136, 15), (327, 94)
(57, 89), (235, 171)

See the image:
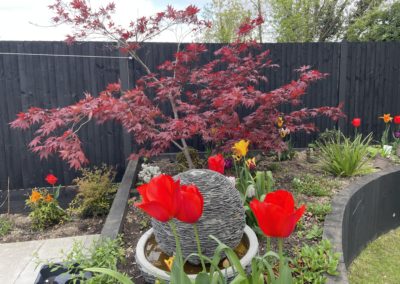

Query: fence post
(338, 41), (348, 133)
(118, 51), (133, 165)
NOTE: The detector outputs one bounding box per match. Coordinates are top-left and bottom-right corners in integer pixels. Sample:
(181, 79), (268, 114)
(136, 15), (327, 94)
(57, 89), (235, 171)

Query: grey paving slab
(0, 234), (99, 284)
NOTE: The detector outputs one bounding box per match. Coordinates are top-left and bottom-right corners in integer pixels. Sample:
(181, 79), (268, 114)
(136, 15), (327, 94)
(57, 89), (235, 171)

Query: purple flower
(224, 157), (233, 170)
(394, 130), (400, 139)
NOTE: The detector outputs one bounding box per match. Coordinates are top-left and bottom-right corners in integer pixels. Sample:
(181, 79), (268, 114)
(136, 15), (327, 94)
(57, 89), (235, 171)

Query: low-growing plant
(0, 216), (12, 237)
(26, 187), (68, 230)
(316, 132), (373, 177)
(305, 225), (323, 240)
(307, 202), (332, 221)
(292, 174), (338, 197)
(292, 239), (340, 284)
(70, 166), (118, 218)
(44, 237), (126, 284)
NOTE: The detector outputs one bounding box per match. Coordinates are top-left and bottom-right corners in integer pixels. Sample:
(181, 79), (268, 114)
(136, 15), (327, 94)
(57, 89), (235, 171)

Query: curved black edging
(323, 166), (400, 283)
(101, 159), (141, 239)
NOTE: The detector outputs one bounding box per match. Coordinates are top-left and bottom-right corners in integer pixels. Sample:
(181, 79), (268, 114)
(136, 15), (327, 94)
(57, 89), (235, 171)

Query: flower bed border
(100, 159), (141, 239)
(323, 166), (400, 283)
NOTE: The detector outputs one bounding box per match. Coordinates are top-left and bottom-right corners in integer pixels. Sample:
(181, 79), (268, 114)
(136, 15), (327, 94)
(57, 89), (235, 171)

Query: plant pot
(34, 263), (92, 284)
(135, 225), (259, 283)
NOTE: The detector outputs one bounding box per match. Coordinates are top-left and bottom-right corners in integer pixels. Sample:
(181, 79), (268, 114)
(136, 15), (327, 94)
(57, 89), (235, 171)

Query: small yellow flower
(279, 128), (290, 138)
(276, 117), (284, 128)
(30, 190), (42, 203)
(44, 194), (53, 203)
(245, 157), (256, 170)
(379, 114), (393, 124)
(232, 140), (249, 159)
(164, 256), (174, 271)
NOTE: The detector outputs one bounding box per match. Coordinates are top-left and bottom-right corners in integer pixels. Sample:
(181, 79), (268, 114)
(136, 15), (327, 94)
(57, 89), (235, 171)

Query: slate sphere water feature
(151, 169), (246, 264)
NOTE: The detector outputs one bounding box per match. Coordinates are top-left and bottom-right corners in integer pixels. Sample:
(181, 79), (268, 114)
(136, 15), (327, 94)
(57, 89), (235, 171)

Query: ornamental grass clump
(316, 131), (373, 177)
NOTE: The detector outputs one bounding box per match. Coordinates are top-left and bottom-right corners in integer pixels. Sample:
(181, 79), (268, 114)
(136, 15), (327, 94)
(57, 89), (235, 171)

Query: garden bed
(0, 164), (129, 244)
(0, 213), (104, 243)
(113, 149), (399, 283)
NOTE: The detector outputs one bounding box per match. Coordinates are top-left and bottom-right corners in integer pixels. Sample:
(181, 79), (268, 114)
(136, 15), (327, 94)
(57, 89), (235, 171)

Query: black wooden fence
(0, 41), (400, 189)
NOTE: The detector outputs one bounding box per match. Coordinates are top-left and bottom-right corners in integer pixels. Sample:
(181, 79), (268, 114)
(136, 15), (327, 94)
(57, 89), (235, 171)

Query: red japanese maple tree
(11, 1), (344, 169)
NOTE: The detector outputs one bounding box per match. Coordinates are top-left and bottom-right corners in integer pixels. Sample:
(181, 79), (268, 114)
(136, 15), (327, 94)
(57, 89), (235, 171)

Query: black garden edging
(100, 159), (141, 239)
(323, 166), (400, 283)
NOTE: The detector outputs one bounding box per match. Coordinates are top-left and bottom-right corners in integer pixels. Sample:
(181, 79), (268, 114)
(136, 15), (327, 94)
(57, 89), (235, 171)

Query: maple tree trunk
(180, 138), (194, 169)
(127, 49), (195, 169)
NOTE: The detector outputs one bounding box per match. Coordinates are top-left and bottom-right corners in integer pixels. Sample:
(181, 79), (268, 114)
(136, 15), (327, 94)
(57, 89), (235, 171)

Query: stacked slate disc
(151, 169), (246, 265)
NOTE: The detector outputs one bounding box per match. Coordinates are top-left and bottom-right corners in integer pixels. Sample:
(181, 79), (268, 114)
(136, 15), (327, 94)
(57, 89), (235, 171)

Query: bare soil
(0, 214), (105, 243)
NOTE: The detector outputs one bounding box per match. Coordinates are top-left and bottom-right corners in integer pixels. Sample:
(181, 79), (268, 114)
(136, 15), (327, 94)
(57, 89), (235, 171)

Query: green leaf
(195, 272), (211, 284)
(83, 267), (134, 284)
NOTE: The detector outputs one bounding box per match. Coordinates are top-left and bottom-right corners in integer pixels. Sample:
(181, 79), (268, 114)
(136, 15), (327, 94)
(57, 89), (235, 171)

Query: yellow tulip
(232, 140), (249, 158)
(277, 117), (284, 128)
(279, 128), (291, 138)
(379, 114), (393, 124)
(245, 157), (256, 170)
(164, 256), (174, 271)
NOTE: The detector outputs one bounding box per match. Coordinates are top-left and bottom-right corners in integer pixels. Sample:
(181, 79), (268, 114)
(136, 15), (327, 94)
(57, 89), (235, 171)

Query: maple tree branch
(72, 117), (92, 135)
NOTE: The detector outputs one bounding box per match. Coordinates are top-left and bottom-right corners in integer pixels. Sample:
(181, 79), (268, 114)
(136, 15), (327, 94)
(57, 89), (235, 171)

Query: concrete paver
(0, 234), (99, 284)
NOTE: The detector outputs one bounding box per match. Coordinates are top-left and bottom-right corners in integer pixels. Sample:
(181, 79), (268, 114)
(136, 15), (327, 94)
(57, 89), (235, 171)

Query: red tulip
(208, 154), (225, 174)
(45, 174), (58, 186)
(175, 184), (204, 223)
(394, 115), (400, 125)
(250, 189), (305, 238)
(351, 118), (361, 128)
(135, 174), (180, 222)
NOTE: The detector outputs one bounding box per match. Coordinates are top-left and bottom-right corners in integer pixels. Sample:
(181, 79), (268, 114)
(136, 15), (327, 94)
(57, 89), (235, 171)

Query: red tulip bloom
(135, 174), (180, 222)
(394, 115), (400, 125)
(176, 184), (204, 223)
(351, 118), (361, 128)
(208, 154), (225, 174)
(250, 189), (305, 238)
(45, 174), (58, 186)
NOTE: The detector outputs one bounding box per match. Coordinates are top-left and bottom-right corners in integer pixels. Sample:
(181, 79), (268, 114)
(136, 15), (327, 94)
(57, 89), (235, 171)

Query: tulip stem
(193, 223), (206, 272)
(169, 221), (183, 268)
(266, 237), (271, 253)
(278, 238), (284, 271)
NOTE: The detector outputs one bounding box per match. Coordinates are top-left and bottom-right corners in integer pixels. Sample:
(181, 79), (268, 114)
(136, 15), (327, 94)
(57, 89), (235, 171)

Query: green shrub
(26, 189), (68, 230)
(46, 237), (126, 284)
(307, 202), (332, 221)
(292, 240), (340, 284)
(292, 174), (338, 197)
(71, 166), (118, 217)
(316, 132), (373, 177)
(0, 216), (12, 237)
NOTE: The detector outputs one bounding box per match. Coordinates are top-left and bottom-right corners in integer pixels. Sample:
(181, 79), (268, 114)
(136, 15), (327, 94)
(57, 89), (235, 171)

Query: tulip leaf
(195, 272), (210, 284)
